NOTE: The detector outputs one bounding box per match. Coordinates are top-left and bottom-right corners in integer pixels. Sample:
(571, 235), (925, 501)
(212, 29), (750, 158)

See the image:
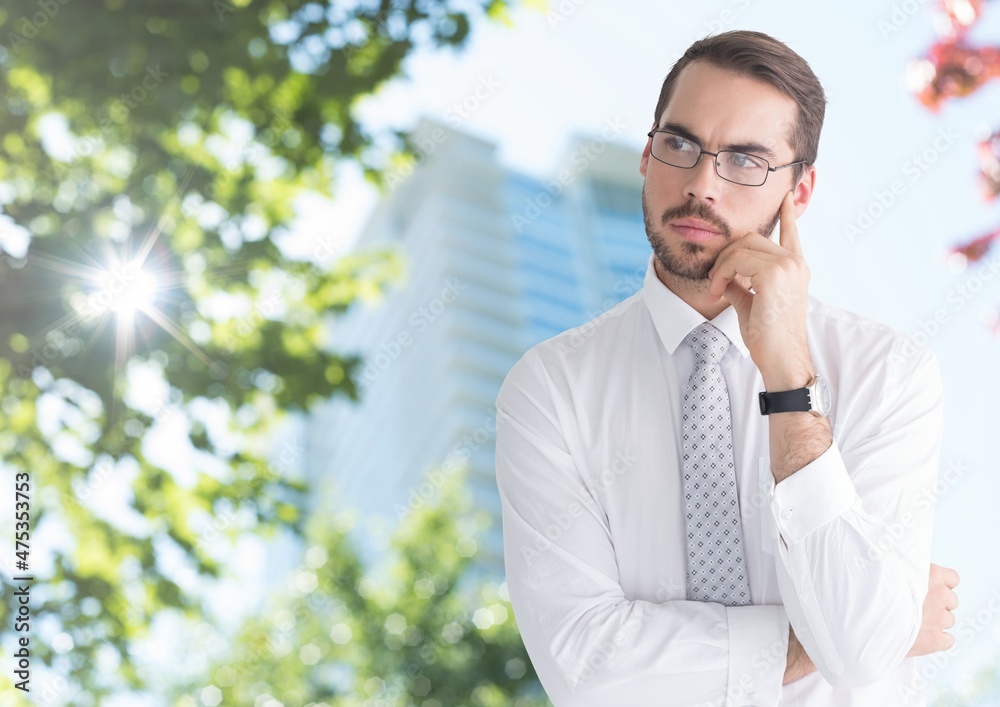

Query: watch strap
(758, 387), (812, 415)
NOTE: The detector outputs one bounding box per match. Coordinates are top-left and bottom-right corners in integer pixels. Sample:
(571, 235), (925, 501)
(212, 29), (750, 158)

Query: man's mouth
(670, 218), (722, 241)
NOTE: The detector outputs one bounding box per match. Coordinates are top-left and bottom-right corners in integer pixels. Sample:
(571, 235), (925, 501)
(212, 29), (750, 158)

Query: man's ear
(640, 122), (656, 177)
(792, 164), (817, 218)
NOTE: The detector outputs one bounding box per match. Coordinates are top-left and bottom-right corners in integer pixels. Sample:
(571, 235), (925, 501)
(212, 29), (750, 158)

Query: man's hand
(784, 563), (960, 684)
(907, 563), (960, 657)
(783, 626), (816, 685)
(706, 191), (812, 389)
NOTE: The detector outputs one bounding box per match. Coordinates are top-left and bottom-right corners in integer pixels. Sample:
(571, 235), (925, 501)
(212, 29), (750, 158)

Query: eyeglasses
(646, 130), (808, 187)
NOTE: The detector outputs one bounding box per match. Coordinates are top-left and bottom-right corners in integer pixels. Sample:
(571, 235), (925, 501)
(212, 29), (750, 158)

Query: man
(494, 30), (959, 706)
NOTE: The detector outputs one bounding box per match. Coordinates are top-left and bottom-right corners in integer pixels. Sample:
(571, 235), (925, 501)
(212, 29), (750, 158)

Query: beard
(642, 184), (782, 283)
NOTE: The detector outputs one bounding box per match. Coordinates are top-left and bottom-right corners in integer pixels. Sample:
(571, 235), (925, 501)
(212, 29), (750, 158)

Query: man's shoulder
(806, 294), (939, 375)
(497, 291), (643, 401)
(807, 294), (896, 335)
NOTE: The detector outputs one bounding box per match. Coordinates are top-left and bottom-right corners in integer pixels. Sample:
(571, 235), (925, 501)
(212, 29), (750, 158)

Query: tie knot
(684, 322), (730, 365)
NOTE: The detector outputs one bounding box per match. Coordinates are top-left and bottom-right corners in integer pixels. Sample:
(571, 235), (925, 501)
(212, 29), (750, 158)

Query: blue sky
(323, 0), (1000, 694)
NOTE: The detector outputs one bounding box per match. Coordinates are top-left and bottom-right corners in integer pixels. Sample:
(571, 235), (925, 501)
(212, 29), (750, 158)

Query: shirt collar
(640, 252), (751, 359)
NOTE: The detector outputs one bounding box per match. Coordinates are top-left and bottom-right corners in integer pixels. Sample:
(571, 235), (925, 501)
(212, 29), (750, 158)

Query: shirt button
(748, 692), (757, 701)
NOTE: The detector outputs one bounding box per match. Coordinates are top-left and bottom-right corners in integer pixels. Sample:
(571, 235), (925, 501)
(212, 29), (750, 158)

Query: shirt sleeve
(765, 341), (945, 688)
(496, 347), (790, 707)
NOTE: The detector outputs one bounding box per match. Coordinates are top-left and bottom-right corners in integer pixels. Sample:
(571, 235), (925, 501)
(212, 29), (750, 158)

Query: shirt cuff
(725, 604), (789, 707)
(768, 440), (858, 545)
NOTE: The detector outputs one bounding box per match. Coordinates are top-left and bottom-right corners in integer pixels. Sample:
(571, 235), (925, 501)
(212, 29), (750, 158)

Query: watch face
(814, 376), (832, 414)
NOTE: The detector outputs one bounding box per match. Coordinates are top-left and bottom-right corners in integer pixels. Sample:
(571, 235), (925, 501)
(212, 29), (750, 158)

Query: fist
(908, 563), (960, 657)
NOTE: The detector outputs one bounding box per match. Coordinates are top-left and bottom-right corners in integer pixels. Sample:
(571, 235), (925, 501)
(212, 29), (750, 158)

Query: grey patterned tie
(681, 322), (751, 607)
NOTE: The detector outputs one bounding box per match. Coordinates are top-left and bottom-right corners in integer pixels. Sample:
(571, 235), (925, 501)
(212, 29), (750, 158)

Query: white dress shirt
(495, 253), (944, 706)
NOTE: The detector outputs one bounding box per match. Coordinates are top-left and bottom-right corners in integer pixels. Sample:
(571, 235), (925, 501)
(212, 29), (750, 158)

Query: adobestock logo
(844, 127), (958, 243)
(359, 278), (467, 388)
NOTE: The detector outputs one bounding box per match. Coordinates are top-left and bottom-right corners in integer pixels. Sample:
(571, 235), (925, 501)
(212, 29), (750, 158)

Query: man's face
(640, 60), (805, 284)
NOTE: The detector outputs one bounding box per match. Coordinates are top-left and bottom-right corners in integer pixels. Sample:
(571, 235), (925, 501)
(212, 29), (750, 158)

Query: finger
(716, 232), (793, 260)
(709, 248), (783, 281)
(707, 250), (781, 300)
(720, 278), (753, 311)
(944, 567), (960, 588)
(931, 563), (951, 586)
(946, 590), (959, 611)
(778, 191), (802, 257)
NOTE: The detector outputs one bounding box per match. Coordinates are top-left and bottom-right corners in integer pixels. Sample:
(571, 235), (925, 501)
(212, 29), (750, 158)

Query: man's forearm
(761, 365), (833, 483)
(767, 364), (830, 684)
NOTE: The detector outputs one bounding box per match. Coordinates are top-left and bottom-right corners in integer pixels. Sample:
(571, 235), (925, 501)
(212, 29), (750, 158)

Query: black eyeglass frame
(646, 129), (809, 187)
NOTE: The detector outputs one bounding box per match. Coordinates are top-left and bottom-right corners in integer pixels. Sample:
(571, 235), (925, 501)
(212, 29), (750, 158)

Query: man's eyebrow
(658, 121), (778, 161)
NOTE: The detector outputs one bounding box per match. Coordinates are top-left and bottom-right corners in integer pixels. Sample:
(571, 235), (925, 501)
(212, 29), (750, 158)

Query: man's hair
(652, 30), (827, 184)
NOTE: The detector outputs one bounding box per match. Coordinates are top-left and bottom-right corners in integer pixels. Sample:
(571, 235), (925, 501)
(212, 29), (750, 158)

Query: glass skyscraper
(305, 117), (650, 576)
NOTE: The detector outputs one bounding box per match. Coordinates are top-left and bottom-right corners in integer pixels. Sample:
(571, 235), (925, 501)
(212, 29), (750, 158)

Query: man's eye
(728, 152), (761, 169)
(664, 136), (695, 152)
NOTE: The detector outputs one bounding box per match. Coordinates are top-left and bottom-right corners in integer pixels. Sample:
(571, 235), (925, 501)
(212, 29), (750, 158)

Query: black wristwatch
(758, 375), (831, 417)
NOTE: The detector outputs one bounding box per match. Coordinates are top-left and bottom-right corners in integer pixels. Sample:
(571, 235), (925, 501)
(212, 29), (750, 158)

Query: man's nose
(683, 152), (722, 204)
